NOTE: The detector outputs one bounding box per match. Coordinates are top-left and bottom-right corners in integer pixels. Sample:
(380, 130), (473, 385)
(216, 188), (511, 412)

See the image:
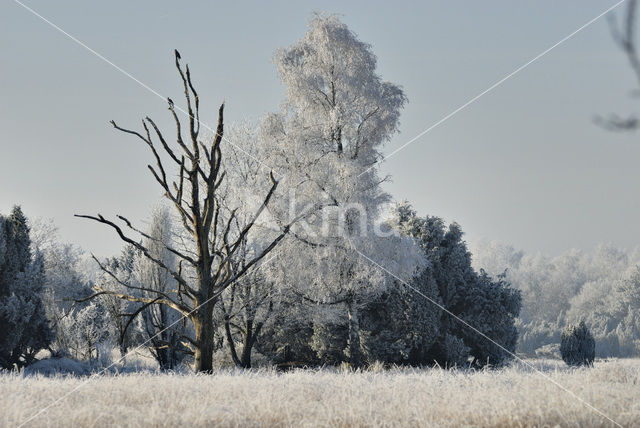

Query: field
(2, 359), (639, 427)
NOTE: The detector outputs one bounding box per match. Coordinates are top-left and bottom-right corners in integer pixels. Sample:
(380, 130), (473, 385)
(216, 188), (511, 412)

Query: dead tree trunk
(76, 50), (295, 373)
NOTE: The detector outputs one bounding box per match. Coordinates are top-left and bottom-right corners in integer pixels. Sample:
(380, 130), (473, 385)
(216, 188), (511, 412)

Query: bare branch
(90, 254), (194, 308)
(117, 214), (198, 267)
(74, 214), (195, 296)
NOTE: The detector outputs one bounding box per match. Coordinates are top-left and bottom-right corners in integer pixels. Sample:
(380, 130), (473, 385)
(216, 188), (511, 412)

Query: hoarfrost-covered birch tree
(261, 14), (424, 368)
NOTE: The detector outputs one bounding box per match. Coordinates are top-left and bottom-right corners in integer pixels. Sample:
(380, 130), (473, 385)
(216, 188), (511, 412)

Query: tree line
(1, 15), (521, 372)
(473, 241), (640, 358)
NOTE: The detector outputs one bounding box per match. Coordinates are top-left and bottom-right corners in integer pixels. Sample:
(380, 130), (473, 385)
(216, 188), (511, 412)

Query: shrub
(442, 333), (470, 367)
(560, 321), (595, 366)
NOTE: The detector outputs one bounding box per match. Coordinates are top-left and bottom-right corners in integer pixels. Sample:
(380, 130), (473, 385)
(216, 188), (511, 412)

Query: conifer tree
(0, 206), (53, 369)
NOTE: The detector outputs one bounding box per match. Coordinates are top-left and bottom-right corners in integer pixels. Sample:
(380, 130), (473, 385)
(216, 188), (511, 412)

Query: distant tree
(131, 206), (190, 370)
(610, 267), (640, 356)
(58, 300), (113, 361)
(474, 241), (640, 358)
(0, 206), (53, 369)
(560, 321), (595, 367)
(95, 246), (138, 357)
(29, 219), (92, 356)
(616, 266), (640, 317)
(516, 319), (561, 357)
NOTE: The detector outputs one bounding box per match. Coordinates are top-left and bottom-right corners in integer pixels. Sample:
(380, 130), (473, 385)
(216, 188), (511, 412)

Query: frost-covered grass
(2, 359), (639, 427)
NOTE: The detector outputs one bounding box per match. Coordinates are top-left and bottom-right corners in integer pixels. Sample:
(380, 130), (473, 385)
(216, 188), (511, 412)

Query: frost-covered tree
(95, 246), (139, 357)
(266, 232), (423, 368)
(0, 207), (53, 369)
(77, 52), (297, 373)
(307, 204), (442, 367)
(393, 202), (521, 367)
(28, 218), (95, 358)
(454, 270), (521, 366)
(293, 202), (519, 368)
(219, 264), (277, 368)
(58, 300), (113, 361)
(31, 220), (90, 307)
(261, 14), (421, 368)
(211, 123), (286, 369)
(358, 271), (441, 365)
(268, 14), (406, 165)
(473, 241), (640, 357)
(131, 205), (190, 370)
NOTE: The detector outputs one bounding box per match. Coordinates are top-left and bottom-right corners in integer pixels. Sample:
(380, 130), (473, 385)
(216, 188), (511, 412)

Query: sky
(1, 0), (639, 257)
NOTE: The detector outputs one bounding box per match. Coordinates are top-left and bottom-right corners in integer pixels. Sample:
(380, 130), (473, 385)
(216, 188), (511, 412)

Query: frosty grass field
(2, 358), (639, 427)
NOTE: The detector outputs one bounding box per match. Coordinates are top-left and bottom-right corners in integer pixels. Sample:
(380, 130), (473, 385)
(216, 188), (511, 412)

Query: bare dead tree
(598, 0), (640, 130)
(76, 51), (293, 373)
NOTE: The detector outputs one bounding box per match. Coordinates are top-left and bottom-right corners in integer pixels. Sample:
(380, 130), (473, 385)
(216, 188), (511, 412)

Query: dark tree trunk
(346, 297), (362, 369)
(239, 320), (255, 368)
(193, 298), (216, 373)
(224, 314), (241, 368)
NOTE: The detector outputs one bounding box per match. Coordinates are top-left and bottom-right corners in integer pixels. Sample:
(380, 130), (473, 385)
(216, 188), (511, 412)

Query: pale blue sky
(1, 1), (638, 257)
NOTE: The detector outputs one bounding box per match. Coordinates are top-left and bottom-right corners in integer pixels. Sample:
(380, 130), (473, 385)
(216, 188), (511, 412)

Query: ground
(2, 359), (639, 427)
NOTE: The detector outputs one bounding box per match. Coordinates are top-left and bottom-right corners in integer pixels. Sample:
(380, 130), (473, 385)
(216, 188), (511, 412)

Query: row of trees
(2, 15), (521, 372)
(4, 200), (520, 371)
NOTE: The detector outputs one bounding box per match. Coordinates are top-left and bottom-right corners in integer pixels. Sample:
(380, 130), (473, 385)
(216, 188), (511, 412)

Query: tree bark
(223, 314), (241, 368)
(346, 297), (362, 369)
(193, 300), (215, 373)
(239, 320), (254, 368)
